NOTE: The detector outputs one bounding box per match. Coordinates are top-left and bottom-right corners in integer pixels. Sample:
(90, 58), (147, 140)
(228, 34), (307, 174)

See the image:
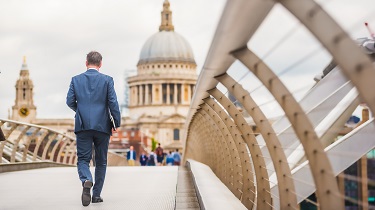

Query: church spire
(159, 0), (174, 31)
(21, 56), (28, 70)
(20, 56), (29, 76)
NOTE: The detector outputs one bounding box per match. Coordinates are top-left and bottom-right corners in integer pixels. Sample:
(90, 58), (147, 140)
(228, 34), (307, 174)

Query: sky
(0, 0), (374, 120)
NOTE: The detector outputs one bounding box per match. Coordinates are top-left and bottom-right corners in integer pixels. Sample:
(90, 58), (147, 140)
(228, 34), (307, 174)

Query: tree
(151, 138), (158, 151)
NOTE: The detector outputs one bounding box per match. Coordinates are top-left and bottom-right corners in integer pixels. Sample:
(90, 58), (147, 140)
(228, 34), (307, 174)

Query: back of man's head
(87, 51), (102, 66)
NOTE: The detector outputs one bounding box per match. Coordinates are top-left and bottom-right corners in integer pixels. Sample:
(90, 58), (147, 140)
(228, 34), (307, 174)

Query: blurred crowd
(126, 143), (181, 166)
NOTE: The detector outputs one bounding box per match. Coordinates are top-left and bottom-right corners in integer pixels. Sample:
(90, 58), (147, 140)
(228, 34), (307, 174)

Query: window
(148, 84), (153, 104)
(169, 84), (174, 103)
(177, 84), (181, 104)
(162, 84), (167, 104)
(173, 129), (180, 140)
(142, 84), (146, 104)
(190, 84), (194, 99)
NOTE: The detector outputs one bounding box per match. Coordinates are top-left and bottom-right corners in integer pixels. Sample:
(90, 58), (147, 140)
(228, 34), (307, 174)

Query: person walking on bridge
(155, 143), (164, 166)
(66, 51), (121, 207)
(126, 146), (136, 166)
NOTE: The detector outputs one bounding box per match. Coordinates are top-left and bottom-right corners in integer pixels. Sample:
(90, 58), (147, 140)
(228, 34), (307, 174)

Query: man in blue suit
(66, 51), (121, 206)
(126, 146), (136, 166)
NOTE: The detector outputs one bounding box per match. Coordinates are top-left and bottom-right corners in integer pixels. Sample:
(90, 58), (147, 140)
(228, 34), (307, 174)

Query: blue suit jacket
(66, 69), (121, 135)
(127, 150), (137, 160)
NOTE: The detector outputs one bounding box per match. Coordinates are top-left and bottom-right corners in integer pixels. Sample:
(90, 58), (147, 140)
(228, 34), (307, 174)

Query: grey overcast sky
(0, 0), (374, 119)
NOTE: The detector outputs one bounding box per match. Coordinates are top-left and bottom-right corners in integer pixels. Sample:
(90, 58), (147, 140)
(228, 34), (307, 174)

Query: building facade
(124, 0), (197, 150)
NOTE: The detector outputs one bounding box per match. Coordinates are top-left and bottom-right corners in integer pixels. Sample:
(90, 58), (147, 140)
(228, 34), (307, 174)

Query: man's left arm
(107, 77), (121, 127)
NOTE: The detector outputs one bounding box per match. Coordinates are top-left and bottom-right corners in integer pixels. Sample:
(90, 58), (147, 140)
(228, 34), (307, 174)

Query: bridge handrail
(0, 118), (75, 141)
(186, 159), (247, 210)
(0, 118), (77, 165)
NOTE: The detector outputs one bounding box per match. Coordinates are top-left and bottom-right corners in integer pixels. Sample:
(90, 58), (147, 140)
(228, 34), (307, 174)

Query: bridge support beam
(190, 113), (220, 174)
(198, 107), (240, 197)
(11, 125), (30, 163)
(194, 111), (230, 186)
(209, 83), (297, 209)
(196, 111), (226, 181)
(22, 127), (41, 162)
(233, 47), (343, 209)
(203, 97), (256, 209)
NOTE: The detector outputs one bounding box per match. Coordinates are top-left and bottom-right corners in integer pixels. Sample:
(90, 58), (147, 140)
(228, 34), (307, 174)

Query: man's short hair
(86, 51), (102, 66)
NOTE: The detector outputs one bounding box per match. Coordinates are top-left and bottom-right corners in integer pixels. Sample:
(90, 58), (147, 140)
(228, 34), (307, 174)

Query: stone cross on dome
(159, 0), (174, 31)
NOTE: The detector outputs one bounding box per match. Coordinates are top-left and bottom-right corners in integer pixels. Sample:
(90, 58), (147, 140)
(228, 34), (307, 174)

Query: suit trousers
(76, 130), (110, 197)
(127, 159), (135, 166)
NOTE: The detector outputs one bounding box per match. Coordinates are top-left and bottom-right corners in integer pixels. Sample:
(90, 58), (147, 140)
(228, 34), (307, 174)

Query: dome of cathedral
(137, 0), (195, 66)
(138, 31), (195, 65)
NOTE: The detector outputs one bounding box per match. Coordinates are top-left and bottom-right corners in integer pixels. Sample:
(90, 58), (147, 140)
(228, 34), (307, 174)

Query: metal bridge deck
(0, 166), (180, 210)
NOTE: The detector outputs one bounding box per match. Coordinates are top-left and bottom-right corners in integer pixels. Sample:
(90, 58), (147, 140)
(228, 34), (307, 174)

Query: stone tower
(11, 57), (37, 123)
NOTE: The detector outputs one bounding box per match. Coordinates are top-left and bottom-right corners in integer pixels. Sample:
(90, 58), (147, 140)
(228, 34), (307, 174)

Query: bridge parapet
(183, 1), (375, 209)
(0, 118), (77, 165)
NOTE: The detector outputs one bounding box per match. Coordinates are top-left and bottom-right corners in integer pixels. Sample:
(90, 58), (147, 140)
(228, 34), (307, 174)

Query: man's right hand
(112, 128), (117, 134)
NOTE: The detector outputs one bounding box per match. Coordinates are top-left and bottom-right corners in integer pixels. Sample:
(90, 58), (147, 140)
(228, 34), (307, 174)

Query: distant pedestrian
(127, 146), (136, 166)
(139, 152), (148, 166)
(155, 143), (164, 166)
(173, 149), (181, 166)
(166, 151), (174, 166)
(147, 150), (157, 166)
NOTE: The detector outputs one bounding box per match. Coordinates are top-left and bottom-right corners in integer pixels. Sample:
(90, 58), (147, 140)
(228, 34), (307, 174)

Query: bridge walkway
(0, 166), (200, 210)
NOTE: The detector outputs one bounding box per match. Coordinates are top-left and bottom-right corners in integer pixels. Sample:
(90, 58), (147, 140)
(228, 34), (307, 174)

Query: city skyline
(0, 0), (226, 119)
(0, 0), (374, 119)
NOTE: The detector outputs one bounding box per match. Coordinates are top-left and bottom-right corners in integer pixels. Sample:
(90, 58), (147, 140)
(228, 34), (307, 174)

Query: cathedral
(9, 0), (196, 152)
(123, 0), (197, 150)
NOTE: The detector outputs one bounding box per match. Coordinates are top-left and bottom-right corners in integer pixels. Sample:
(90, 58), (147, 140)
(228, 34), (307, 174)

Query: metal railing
(183, 1), (375, 209)
(0, 118), (77, 165)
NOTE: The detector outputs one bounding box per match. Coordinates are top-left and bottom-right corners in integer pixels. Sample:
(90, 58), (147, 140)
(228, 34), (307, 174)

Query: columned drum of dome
(125, 0), (197, 148)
